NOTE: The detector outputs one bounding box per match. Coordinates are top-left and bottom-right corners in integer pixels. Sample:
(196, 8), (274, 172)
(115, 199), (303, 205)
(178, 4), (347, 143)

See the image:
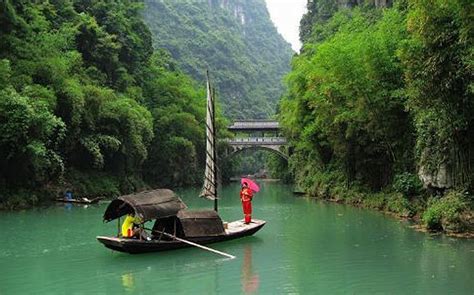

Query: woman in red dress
(240, 182), (253, 224)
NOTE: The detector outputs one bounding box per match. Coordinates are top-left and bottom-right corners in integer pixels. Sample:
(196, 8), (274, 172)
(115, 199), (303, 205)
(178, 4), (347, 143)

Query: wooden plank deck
(225, 219), (266, 235)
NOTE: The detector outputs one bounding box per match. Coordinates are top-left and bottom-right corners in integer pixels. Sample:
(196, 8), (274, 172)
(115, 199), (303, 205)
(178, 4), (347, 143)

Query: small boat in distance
(292, 190), (306, 196)
(56, 196), (102, 204)
(97, 72), (265, 254)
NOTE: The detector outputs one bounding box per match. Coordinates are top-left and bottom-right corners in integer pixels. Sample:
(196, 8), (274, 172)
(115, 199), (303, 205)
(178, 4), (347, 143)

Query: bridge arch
(225, 144), (288, 161)
(226, 120), (288, 160)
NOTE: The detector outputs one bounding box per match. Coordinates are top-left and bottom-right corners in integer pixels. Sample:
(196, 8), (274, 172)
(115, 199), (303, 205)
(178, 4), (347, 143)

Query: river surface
(1, 183), (473, 294)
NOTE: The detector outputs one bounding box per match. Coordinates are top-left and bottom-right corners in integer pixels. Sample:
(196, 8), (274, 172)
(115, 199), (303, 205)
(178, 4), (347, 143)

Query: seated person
(121, 214), (151, 240)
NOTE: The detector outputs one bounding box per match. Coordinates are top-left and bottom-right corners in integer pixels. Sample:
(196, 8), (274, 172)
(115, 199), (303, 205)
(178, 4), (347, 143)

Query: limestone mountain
(143, 0), (294, 119)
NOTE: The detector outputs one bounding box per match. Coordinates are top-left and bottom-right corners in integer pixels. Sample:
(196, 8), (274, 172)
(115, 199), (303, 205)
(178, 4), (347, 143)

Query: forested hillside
(280, 0), (473, 233)
(0, 0), (227, 208)
(143, 0), (293, 119)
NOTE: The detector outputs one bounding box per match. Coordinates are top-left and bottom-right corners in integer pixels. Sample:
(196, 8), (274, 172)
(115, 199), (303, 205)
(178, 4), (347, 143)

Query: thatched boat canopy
(103, 189), (187, 222)
(176, 210), (225, 237)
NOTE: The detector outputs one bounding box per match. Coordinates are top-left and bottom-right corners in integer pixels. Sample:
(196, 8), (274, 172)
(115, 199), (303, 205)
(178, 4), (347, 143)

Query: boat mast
(211, 85), (218, 212)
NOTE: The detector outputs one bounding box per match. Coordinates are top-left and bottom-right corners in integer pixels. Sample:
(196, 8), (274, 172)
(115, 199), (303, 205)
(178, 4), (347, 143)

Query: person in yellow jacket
(121, 214), (143, 238)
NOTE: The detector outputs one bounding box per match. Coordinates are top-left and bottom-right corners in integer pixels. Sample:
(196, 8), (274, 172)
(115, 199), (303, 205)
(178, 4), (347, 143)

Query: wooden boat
(97, 72), (266, 255)
(293, 191), (306, 196)
(96, 189), (265, 254)
(56, 196), (102, 204)
(97, 221), (265, 254)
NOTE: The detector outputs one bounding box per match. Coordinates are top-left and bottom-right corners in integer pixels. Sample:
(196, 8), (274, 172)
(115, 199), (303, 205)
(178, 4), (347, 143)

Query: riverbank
(0, 169), (149, 210)
(300, 186), (474, 238)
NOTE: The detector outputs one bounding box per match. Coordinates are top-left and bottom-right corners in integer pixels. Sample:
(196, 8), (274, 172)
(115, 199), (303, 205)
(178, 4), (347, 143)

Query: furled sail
(200, 72), (217, 201)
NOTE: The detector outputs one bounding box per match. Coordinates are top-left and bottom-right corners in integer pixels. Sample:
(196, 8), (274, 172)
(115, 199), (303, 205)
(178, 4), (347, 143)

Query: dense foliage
(280, 0), (473, 231)
(0, 0), (227, 207)
(143, 0), (294, 119)
(225, 150), (290, 182)
(422, 191), (469, 232)
(400, 0), (473, 190)
(282, 6), (413, 191)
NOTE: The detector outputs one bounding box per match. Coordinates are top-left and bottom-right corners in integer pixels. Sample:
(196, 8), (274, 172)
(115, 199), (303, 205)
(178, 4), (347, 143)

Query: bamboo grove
(280, 0), (473, 231)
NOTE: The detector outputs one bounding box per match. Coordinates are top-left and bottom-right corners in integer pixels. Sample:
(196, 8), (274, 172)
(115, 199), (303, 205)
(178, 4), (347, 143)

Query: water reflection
(121, 272), (135, 292)
(62, 203), (90, 211)
(64, 203), (73, 211)
(241, 245), (260, 294)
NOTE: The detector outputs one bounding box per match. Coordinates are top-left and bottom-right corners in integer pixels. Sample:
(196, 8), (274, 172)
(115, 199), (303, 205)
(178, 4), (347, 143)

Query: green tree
(281, 7), (412, 191)
(400, 0), (474, 190)
(0, 0), (225, 207)
(0, 86), (65, 190)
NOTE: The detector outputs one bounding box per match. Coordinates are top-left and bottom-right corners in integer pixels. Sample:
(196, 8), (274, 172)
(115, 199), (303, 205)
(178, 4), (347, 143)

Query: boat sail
(200, 71), (218, 211)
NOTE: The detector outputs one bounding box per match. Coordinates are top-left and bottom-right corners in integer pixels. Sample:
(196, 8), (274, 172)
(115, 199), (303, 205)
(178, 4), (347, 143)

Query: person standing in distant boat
(240, 182), (253, 224)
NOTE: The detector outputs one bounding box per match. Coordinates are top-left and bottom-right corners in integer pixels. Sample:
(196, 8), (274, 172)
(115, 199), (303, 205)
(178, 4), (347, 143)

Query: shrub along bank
(303, 182), (473, 236)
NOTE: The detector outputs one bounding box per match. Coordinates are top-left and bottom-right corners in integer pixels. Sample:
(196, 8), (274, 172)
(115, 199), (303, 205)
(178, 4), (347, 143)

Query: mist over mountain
(144, 0), (294, 119)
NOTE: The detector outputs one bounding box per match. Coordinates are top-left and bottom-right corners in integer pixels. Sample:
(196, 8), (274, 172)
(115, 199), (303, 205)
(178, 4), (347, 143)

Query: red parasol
(241, 178), (260, 193)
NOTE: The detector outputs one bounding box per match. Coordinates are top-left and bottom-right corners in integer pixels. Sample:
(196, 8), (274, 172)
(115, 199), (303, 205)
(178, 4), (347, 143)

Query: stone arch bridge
(225, 120), (288, 160)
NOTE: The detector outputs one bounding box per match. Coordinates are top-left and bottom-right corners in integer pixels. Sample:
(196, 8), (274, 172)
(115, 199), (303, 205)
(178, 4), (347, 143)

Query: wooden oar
(154, 230), (235, 259)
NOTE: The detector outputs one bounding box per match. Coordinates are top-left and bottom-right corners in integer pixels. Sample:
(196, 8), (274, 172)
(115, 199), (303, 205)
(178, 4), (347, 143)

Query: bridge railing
(228, 121), (280, 129)
(227, 137), (287, 145)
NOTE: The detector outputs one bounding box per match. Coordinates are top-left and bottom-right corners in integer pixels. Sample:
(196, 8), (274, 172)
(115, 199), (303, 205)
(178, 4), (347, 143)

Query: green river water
(1, 183), (473, 294)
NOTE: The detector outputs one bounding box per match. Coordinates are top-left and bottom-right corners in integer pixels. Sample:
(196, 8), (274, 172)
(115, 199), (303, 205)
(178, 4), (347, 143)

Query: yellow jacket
(121, 215), (141, 237)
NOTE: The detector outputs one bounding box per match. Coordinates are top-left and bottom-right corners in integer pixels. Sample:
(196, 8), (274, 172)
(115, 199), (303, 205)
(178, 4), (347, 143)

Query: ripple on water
(0, 250), (12, 258)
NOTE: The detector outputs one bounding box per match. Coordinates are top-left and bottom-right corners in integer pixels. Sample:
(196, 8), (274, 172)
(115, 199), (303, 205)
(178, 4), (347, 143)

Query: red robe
(240, 187), (253, 223)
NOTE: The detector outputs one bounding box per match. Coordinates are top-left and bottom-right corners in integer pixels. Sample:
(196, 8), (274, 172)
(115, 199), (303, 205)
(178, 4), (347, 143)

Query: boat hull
(97, 219), (265, 254)
(56, 197), (102, 204)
